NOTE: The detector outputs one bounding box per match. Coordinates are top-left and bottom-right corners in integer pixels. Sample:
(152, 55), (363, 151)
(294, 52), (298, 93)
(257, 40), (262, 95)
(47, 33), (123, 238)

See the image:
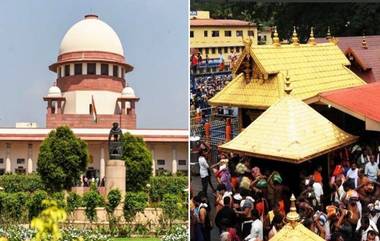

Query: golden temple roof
(270, 222), (325, 241)
(270, 194), (324, 241)
(209, 42), (365, 109)
(219, 93), (358, 163)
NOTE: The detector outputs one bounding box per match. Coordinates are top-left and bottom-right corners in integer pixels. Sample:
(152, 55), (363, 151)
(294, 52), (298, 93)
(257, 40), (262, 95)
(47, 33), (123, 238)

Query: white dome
(121, 86), (135, 97)
(59, 15), (124, 56)
(48, 86), (62, 97)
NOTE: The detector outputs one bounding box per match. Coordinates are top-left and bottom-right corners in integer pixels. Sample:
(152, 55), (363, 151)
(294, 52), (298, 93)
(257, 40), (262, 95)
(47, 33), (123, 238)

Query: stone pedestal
(105, 160), (126, 195)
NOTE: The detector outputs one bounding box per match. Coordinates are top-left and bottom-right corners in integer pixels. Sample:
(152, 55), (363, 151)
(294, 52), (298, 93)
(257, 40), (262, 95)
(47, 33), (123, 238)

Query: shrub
(0, 173), (44, 193)
(51, 192), (66, 209)
(82, 190), (104, 222)
(149, 176), (187, 202)
(160, 194), (187, 226)
(66, 192), (82, 216)
(106, 189), (122, 231)
(123, 192), (148, 223)
(0, 192), (29, 223)
(27, 190), (48, 220)
(31, 199), (67, 241)
(106, 189), (121, 215)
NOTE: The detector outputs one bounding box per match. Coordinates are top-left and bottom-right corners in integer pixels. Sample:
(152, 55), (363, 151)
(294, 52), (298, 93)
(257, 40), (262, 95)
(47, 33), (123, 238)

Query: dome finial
(291, 26), (299, 46)
(308, 27), (316, 46)
(85, 14), (98, 19)
(284, 71), (293, 95)
(326, 26), (332, 41)
(272, 26), (280, 47)
(286, 194), (300, 228)
(362, 34), (368, 49)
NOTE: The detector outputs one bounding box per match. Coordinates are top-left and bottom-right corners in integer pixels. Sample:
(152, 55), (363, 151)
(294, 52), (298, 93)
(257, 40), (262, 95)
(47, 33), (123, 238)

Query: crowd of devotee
(190, 74), (232, 111)
(190, 141), (380, 241)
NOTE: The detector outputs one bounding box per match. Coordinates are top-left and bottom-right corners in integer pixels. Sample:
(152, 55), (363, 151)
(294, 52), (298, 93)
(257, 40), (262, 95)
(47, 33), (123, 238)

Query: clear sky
(0, 0), (188, 129)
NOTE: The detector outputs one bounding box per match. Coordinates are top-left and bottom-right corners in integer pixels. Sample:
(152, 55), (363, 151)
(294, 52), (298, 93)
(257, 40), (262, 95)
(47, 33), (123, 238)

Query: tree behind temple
(37, 126), (89, 192)
(121, 132), (152, 192)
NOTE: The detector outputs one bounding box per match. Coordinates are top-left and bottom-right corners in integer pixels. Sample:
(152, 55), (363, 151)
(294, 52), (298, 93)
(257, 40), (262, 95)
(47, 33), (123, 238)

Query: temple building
(0, 15), (188, 177)
(209, 27), (366, 129)
(190, 11), (272, 61)
(219, 75), (358, 163)
(207, 27), (373, 191)
(317, 34), (380, 83)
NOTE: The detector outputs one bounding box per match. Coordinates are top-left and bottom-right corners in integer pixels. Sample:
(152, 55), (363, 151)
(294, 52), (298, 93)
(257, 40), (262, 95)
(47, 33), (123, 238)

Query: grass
(112, 238), (160, 241)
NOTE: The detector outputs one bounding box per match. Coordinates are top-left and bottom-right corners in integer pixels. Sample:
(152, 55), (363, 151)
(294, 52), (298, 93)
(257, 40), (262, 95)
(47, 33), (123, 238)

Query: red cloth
(255, 200), (265, 216)
(313, 171), (323, 183)
(333, 165), (344, 177)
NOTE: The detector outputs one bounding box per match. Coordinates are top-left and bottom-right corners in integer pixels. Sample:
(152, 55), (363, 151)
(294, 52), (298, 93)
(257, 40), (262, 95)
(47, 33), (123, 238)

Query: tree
(121, 132), (152, 192)
(37, 126), (88, 192)
(106, 189), (122, 231)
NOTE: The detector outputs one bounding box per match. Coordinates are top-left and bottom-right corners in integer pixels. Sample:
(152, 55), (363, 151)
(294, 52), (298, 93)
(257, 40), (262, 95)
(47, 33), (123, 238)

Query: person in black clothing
(215, 196), (238, 233)
(198, 192), (212, 241)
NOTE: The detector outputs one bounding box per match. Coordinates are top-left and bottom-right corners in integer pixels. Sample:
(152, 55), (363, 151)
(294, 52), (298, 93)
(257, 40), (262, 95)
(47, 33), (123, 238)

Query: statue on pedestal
(108, 122), (123, 159)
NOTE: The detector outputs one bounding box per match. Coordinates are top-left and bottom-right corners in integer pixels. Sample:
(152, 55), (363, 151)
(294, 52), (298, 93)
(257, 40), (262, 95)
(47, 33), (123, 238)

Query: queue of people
(190, 142), (380, 241)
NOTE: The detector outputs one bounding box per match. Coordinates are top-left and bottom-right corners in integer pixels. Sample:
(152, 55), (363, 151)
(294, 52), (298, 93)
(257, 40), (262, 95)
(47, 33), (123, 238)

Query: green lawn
(112, 238), (160, 241)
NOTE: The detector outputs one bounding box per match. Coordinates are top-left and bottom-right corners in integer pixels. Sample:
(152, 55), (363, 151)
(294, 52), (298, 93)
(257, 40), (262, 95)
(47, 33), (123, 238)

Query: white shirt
(365, 162), (379, 181)
(369, 213), (380, 226)
(245, 219), (263, 241)
(356, 218), (379, 241)
(313, 182), (324, 204)
(199, 156), (209, 178)
(347, 168), (359, 187)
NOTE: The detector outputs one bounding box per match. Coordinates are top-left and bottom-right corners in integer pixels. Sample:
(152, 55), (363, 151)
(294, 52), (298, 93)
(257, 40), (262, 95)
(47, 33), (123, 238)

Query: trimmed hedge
(149, 176), (187, 202)
(0, 173), (44, 193)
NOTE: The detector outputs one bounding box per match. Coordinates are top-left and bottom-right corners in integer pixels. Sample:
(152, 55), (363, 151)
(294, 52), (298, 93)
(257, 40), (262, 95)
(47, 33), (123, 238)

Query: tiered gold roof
(219, 91), (358, 163)
(270, 221), (325, 241)
(270, 194), (325, 241)
(209, 42), (365, 109)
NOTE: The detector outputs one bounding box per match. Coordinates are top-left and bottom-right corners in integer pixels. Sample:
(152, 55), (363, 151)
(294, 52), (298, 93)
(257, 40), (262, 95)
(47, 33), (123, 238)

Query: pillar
(27, 144), (33, 173)
(5, 143), (11, 173)
(120, 101), (126, 114)
(172, 146), (177, 174)
(100, 146), (105, 180)
(105, 160), (126, 195)
(47, 100), (52, 114)
(151, 147), (156, 176)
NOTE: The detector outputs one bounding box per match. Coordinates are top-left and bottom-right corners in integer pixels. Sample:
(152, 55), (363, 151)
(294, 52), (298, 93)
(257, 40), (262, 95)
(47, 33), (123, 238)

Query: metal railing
(190, 106), (240, 163)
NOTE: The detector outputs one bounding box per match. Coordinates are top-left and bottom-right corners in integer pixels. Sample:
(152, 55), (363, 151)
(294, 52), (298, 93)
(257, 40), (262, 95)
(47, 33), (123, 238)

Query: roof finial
(291, 26), (299, 46)
(308, 27), (316, 46)
(284, 71), (293, 95)
(362, 34), (368, 49)
(286, 194), (300, 228)
(243, 37), (253, 51)
(326, 26), (332, 41)
(272, 26), (280, 47)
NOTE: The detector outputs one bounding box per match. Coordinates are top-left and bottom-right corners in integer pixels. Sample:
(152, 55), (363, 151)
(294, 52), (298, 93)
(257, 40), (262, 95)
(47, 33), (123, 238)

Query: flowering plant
(161, 225), (187, 241)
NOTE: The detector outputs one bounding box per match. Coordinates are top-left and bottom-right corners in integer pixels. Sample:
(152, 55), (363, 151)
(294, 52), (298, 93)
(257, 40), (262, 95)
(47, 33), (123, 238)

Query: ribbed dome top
(59, 15), (124, 56)
(121, 86), (136, 97)
(47, 86), (62, 97)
